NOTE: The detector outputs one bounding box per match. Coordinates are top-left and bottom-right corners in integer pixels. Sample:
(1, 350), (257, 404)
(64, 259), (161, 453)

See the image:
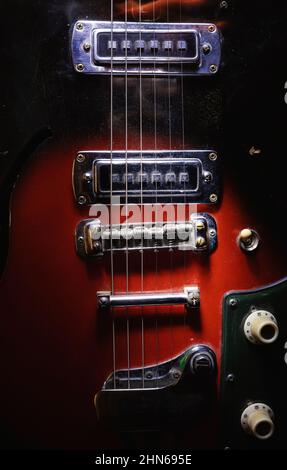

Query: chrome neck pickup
(72, 21), (221, 76)
(76, 214), (217, 258)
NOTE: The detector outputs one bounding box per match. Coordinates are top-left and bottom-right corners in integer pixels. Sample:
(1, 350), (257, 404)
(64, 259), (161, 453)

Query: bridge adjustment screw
(196, 237), (207, 248)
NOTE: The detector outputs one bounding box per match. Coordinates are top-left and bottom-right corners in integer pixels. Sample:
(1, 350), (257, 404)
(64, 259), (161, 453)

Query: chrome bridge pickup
(72, 21), (221, 76)
(75, 214), (217, 257)
(73, 151), (220, 205)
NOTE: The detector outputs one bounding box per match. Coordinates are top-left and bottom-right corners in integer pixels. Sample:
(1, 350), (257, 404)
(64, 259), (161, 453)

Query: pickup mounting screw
(209, 152), (218, 161)
(83, 42), (91, 52)
(76, 22), (84, 31)
(209, 193), (218, 203)
(83, 172), (92, 183)
(208, 25), (216, 33)
(203, 171), (212, 183)
(209, 64), (218, 74)
(76, 63), (85, 72)
(202, 43), (211, 54)
(78, 195), (87, 205)
(76, 153), (85, 163)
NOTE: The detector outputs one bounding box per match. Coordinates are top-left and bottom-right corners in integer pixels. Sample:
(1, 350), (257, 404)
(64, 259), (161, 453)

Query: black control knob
(189, 345), (216, 377)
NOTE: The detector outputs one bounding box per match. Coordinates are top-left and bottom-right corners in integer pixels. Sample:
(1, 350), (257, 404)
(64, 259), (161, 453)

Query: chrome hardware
(71, 21), (221, 76)
(75, 214), (217, 257)
(101, 345), (216, 391)
(73, 150), (221, 205)
(189, 345), (217, 377)
(238, 228), (260, 252)
(97, 286), (200, 310)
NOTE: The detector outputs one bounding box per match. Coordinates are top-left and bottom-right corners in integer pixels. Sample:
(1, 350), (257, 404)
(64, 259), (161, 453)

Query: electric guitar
(1, 0), (287, 450)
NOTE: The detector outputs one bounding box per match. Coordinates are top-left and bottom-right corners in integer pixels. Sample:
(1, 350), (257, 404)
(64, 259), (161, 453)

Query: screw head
(76, 63), (85, 72)
(93, 242), (102, 252)
(196, 221), (205, 231)
(203, 171), (212, 183)
(220, 1), (229, 9)
(78, 236), (84, 244)
(83, 172), (92, 183)
(209, 152), (218, 161)
(196, 236), (207, 248)
(78, 195), (87, 205)
(83, 42), (91, 52)
(98, 296), (109, 308)
(209, 229), (216, 238)
(249, 146), (262, 157)
(170, 369), (181, 380)
(76, 153), (85, 163)
(202, 43), (212, 54)
(209, 193), (218, 203)
(145, 371), (154, 380)
(76, 22), (84, 31)
(226, 373), (235, 383)
(208, 24), (216, 33)
(209, 64), (218, 74)
(229, 298), (237, 308)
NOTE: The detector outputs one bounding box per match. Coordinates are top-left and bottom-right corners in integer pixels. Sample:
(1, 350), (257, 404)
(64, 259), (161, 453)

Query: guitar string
(110, 0), (116, 389)
(153, 0), (160, 389)
(179, 0), (187, 338)
(167, 0), (174, 361)
(124, 0), (131, 389)
(139, 0), (145, 389)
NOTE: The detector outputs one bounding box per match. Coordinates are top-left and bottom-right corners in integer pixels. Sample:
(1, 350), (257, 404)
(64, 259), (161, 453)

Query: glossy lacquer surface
(1, 0), (287, 450)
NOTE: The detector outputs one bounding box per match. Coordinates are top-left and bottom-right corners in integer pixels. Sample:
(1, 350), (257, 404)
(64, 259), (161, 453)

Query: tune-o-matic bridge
(71, 21), (221, 75)
(73, 150), (220, 205)
(76, 213), (217, 258)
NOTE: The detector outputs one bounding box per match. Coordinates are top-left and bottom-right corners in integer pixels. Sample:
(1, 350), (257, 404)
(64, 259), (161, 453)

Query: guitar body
(1, 0), (287, 450)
